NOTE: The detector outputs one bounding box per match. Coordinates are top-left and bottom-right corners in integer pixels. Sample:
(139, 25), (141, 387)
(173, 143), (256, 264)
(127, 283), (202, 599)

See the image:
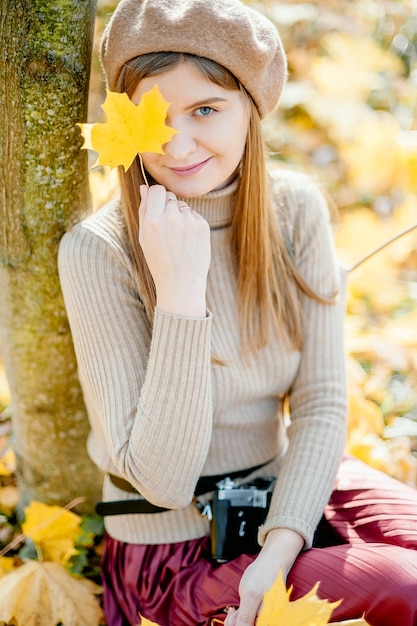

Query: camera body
(210, 476), (276, 562)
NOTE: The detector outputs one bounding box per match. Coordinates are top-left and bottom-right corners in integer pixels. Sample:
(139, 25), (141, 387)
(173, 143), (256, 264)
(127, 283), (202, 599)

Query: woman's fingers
(139, 184), (148, 219)
(165, 197), (196, 218)
(139, 184), (167, 219)
(165, 191), (178, 210)
(140, 185), (200, 221)
(233, 595), (261, 626)
(224, 607), (237, 625)
(137, 184), (211, 317)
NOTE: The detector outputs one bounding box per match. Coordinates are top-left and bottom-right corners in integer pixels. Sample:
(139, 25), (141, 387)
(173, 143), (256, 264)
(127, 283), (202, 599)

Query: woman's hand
(224, 528), (304, 626)
(139, 184), (211, 318)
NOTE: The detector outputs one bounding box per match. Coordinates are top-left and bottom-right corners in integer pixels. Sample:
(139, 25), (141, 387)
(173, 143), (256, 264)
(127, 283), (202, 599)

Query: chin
(166, 179), (219, 199)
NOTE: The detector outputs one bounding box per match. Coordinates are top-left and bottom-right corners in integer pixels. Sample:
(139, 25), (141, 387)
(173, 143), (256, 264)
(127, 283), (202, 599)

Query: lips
(169, 157), (212, 177)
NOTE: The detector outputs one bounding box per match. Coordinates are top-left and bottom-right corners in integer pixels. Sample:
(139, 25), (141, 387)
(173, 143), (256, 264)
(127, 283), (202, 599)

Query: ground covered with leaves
(0, 0), (416, 624)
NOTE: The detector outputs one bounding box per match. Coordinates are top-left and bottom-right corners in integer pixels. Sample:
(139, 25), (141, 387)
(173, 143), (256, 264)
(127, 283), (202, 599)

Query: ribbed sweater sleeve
(58, 219), (213, 509)
(58, 174), (347, 547)
(259, 175), (347, 547)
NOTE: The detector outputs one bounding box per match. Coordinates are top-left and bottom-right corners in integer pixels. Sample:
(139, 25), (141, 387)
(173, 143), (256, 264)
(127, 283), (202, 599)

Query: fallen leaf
(257, 570), (341, 625)
(0, 560), (103, 626)
(21, 501), (82, 565)
(0, 557), (16, 579)
(78, 85), (179, 171)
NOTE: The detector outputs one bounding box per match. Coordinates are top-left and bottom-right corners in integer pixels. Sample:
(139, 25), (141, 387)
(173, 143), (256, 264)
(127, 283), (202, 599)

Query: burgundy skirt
(101, 457), (417, 626)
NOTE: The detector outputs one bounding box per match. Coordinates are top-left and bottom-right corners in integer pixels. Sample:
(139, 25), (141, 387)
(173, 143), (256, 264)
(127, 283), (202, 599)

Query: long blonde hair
(116, 52), (328, 355)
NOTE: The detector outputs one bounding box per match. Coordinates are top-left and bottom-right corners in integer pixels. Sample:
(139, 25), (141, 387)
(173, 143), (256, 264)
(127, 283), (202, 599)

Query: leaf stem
(139, 154), (149, 187)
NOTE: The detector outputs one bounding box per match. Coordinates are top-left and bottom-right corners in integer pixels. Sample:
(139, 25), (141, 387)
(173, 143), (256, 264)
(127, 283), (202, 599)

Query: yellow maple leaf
(0, 557), (16, 579)
(0, 560), (103, 626)
(21, 501), (82, 566)
(78, 85), (179, 171)
(138, 576), (370, 626)
(257, 571), (341, 626)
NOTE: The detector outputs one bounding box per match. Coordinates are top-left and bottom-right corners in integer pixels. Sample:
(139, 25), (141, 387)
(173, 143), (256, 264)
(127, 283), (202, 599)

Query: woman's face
(131, 61), (249, 198)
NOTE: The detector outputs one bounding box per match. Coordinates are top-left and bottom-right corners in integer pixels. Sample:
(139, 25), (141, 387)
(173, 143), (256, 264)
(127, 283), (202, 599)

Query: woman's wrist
(261, 527), (304, 573)
(156, 283), (207, 319)
(156, 299), (207, 319)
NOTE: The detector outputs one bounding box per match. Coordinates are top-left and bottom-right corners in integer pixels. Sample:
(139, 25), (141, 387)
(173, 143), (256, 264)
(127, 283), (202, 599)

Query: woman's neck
(179, 178), (238, 229)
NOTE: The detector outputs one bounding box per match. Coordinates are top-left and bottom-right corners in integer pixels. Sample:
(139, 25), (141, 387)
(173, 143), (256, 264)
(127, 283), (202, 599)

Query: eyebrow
(188, 97), (228, 109)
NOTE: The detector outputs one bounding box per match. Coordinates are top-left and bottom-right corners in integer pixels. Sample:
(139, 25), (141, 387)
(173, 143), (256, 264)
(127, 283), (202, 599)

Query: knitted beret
(100, 0), (287, 119)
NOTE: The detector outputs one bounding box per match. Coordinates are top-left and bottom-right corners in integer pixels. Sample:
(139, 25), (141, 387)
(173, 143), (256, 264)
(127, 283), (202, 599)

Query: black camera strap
(194, 459), (273, 496)
(96, 458), (274, 517)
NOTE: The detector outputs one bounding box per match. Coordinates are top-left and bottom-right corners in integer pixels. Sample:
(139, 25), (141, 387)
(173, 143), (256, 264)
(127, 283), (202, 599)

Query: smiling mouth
(169, 157), (212, 177)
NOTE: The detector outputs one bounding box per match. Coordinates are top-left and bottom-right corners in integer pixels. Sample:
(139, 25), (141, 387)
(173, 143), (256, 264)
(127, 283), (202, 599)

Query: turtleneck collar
(179, 177), (239, 230)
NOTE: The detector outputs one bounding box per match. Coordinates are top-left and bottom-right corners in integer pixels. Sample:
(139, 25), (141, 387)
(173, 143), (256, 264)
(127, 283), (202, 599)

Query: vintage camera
(209, 476), (276, 563)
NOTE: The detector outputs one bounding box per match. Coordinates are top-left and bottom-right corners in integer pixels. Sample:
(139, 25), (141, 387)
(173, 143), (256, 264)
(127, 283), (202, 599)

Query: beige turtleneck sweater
(58, 168), (347, 548)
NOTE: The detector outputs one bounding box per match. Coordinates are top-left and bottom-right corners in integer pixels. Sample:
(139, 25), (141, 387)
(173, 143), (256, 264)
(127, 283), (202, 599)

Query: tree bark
(0, 0), (102, 512)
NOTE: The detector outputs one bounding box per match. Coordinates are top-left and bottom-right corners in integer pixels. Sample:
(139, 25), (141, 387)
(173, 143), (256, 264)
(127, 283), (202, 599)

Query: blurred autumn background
(79, 0), (417, 482)
(0, 0), (416, 624)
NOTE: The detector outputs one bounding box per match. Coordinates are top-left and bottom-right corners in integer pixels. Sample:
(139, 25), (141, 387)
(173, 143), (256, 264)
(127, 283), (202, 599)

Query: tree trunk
(0, 0), (102, 513)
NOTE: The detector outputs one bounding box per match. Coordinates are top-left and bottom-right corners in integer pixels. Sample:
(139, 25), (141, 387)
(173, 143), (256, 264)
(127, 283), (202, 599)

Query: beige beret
(100, 0), (287, 119)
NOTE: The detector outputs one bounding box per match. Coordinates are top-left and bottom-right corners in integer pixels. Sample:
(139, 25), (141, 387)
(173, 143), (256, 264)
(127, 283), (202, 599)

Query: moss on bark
(0, 0), (102, 512)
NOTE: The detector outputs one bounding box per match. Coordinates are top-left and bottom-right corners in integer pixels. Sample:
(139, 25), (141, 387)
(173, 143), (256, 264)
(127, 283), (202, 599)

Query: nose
(163, 124), (197, 161)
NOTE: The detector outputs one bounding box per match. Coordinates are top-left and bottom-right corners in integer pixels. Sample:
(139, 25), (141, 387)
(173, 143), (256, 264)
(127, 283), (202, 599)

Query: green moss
(0, 0), (101, 512)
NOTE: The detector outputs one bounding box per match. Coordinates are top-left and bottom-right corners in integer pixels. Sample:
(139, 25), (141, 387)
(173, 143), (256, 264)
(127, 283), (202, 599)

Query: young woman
(58, 1), (417, 625)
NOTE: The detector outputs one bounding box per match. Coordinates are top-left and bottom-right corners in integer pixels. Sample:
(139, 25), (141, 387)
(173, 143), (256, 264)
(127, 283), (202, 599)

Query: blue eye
(195, 106), (215, 117)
